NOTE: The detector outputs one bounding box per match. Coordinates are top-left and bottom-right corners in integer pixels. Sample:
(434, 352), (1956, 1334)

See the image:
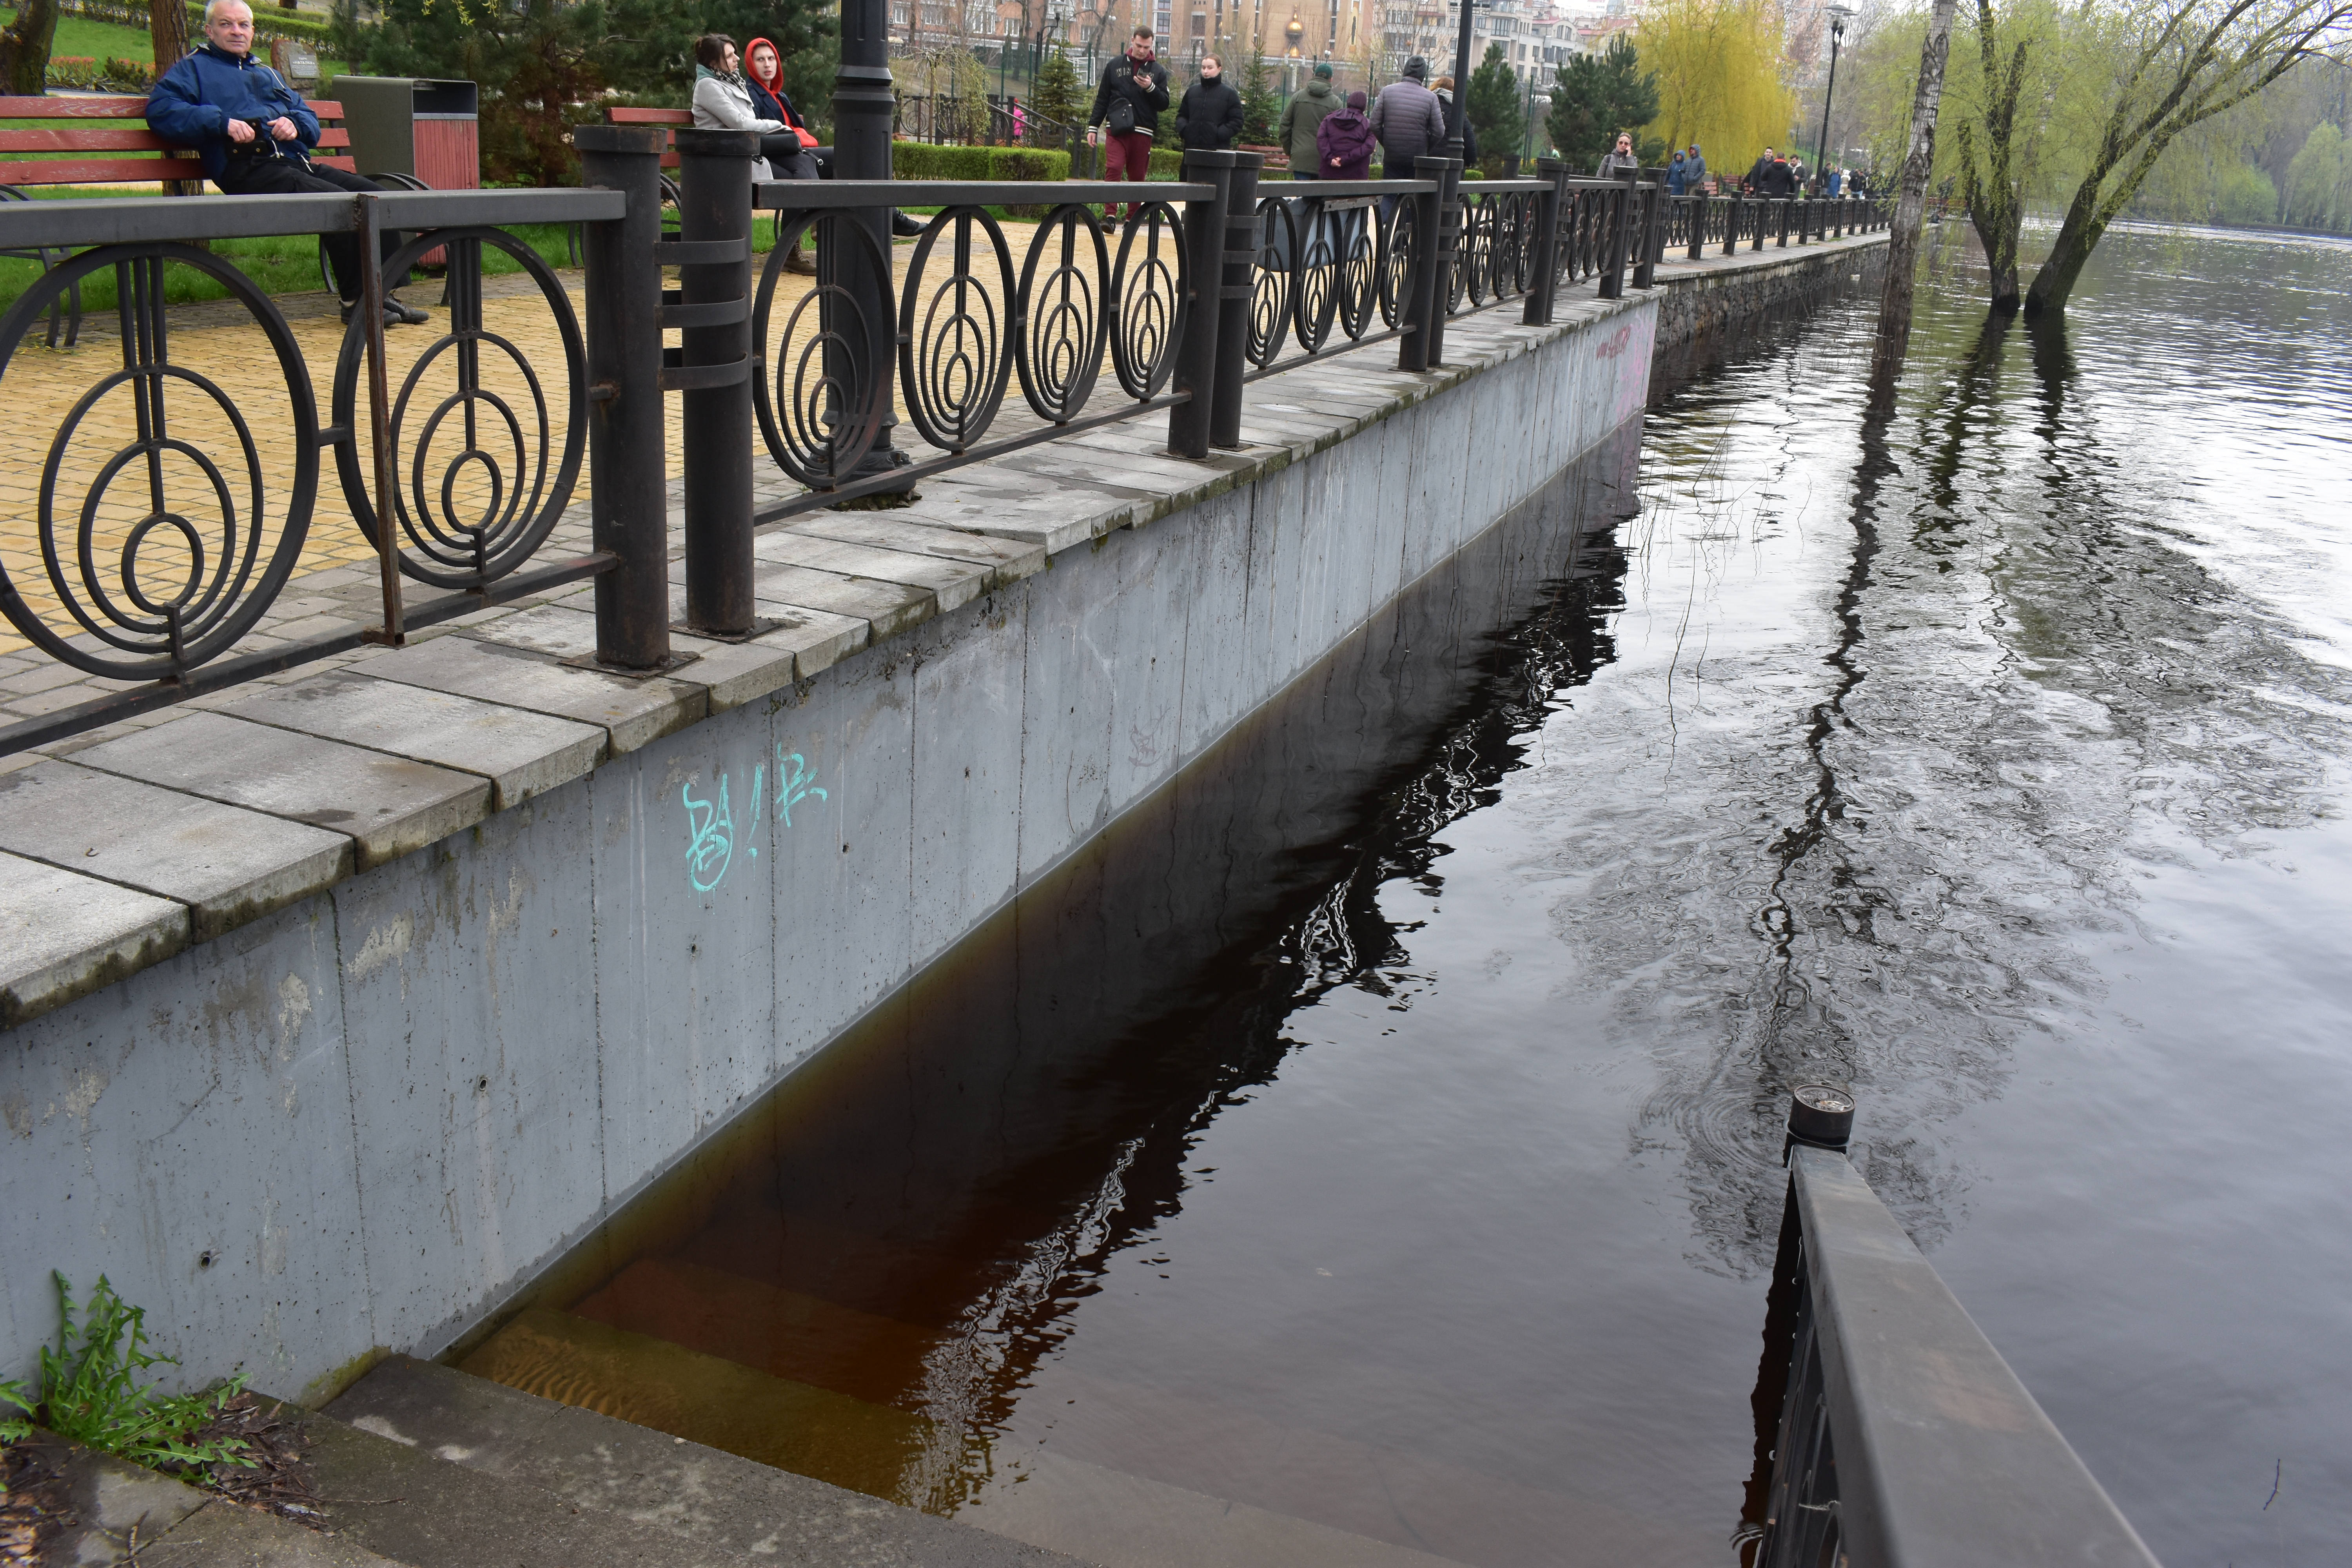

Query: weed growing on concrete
(0, 1274), (255, 1471)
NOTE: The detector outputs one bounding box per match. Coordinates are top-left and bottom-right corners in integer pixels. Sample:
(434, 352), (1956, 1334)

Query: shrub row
(44, 54), (154, 91)
(890, 142), (1071, 183)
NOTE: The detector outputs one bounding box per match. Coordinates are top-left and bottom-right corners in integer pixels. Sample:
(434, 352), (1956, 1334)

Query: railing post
(1209, 150), (1263, 450)
(1170, 149), (1236, 460)
(1398, 155), (1450, 370)
(1687, 194), (1705, 261)
(1724, 190), (1742, 258)
(672, 127), (759, 640)
(576, 124), (673, 671)
(1524, 156), (1565, 325)
(1630, 180), (1663, 288)
(1598, 162), (1636, 299)
(1752, 195), (1768, 252)
(1777, 197), (1791, 248)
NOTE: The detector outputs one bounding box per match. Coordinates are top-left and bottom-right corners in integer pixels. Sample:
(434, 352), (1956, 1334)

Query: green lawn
(0, 9), (351, 79)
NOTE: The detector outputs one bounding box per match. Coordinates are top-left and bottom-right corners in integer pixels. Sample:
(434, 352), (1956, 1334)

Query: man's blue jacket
(146, 44), (319, 181)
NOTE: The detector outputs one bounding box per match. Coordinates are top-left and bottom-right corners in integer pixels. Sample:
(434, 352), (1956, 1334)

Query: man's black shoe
(385, 296), (430, 326)
(891, 210), (925, 237)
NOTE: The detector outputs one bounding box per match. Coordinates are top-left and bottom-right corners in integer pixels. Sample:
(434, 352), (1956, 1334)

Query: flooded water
(468, 225), (2352, 1568)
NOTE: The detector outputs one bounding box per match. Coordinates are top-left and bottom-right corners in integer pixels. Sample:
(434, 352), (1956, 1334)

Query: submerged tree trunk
(0, 0), (59, 97)
(1957, 2), (2027, 310)
(151, 0), (203, 197)
(1873, 0), (1962, 381)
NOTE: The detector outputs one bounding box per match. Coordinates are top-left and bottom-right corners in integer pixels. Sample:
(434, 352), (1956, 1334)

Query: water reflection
(467, 225), (2352, 1568)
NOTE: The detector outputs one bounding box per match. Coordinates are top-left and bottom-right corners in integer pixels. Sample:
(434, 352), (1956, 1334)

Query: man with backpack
(1087, 26), (1171, 229)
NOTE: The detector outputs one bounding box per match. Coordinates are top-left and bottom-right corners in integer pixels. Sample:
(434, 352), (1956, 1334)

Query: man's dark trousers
(213, 156), (407, 301)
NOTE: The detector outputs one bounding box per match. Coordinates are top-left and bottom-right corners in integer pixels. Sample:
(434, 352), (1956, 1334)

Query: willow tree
(2022, 0), (2352, 313)
(1635, 0), (1797, 172)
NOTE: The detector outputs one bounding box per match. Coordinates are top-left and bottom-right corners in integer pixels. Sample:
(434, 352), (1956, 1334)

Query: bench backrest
(604, 105), (690, 170)
(0, 94), (355, 189)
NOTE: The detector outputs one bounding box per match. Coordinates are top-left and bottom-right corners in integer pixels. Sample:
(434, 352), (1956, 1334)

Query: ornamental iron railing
(0, 137), (1886, 752)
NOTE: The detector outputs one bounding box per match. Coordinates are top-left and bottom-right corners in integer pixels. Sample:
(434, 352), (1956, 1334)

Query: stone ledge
(0, 233), (1885, 1029)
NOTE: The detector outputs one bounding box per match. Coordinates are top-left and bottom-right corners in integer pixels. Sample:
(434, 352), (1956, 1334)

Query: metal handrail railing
(1751, 1093), (2163, 1568)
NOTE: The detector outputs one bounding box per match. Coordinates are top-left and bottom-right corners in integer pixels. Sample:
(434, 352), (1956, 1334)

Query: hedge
(891, 143), (1071, 183)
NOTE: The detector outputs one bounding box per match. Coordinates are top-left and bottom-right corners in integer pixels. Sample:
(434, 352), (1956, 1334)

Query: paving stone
(473, 603), (801, 713)
(0, 760), (351, 941)
(0, 849), (189, 1028)
(350, 635), (707, 757)
(67, 710), (491, 872)
(746, 561), (935, 642)
(225, 671), (606, 811)
(778, 514), (1048, 583)
(751, 532), (993, 613)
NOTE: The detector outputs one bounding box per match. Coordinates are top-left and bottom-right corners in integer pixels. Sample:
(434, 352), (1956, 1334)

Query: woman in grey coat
(690, 34), (780, 181)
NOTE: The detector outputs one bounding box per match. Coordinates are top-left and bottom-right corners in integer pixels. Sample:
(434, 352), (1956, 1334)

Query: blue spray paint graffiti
(682, 746), (830, 891)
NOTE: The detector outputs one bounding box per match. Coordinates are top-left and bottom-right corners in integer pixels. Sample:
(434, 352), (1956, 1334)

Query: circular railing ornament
(1109, 201), (1189, 400)
(753, 212), (897, 487)
(1014, 205), (1111, 423)
(1377, 200), (1415, 330)
(898, 206), (1018, 453)
(331, 228), (586, 591)
(0, 244), (318, 681)
(1246, 196), (1295, 369)
(1290, 198), (1342, 356)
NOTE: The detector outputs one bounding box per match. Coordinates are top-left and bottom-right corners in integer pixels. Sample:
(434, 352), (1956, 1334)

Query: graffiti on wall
(682, 746), (830, 893)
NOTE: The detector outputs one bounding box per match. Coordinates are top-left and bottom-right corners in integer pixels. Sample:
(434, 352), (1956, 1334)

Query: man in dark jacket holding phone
(147, 0), (421, 326)
(1088, 26), (1171, 228)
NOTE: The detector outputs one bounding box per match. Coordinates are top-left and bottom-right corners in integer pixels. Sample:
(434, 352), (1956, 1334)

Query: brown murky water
(461, 224), (2352, 1568)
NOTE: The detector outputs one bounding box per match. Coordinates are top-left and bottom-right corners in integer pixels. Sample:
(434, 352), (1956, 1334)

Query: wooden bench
(0, 92), (387, 345)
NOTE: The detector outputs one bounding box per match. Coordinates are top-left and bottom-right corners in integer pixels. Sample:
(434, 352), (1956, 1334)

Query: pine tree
(1465, 43), (1525, 166)
(1032, 44), (1084, 130)
(1239, 51), (1281, 145)
(1546, 36), (1661, 170)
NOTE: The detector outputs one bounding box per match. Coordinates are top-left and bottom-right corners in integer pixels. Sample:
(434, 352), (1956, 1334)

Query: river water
(497, 224), (2352, 1567)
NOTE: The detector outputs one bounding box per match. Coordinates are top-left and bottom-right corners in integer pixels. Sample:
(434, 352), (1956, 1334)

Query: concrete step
(677, 1200), (1054, 1326)
(321, 1353), (1087, 1567)
(570, 1253), (940, 1408)
(455, 1305), (941, 1505)
(9, 1427), (404, 1567)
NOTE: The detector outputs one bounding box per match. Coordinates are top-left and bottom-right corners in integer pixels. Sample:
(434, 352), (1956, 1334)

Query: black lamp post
(1812, 5), (1851, 191)
(1442, 0), (1476, 158)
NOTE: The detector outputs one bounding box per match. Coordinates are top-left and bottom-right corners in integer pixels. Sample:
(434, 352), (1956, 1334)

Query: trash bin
(338, 76), (480, 190)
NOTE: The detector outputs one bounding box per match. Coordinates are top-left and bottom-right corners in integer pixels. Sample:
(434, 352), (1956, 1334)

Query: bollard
(671, 127), (759, 640)
(1169, 150), (1236, 459)
(1598, 161), (1637, 299)
(1786, 1083), (1856, 1157)
(1209, 151), (1263, 451)
(1399, 155), (1450, 370)
(1524, 156), (1566, 326)
(576, 124), (672, 671)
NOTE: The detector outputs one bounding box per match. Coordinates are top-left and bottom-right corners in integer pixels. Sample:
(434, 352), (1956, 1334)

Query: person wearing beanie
(1368, 56), (1445, 212)
(1278, 59), (1344, 179)
(1315, 87), (1375, 179)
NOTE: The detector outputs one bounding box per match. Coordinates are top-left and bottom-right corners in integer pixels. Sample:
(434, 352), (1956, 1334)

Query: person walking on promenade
(1664, 149), (1688, 194)
(1316, 89), (1374, 178)
(1825, 164), (1844, 198)
(1684, 142), (1707, 190)
(1087, 26), (1170, 229)
(147, 0), (422, 327)
(1744, 146), (1774, 193)
(1176, 55), (1243, 152)
(1597, 130), (1639, 178)
(1278, 60), (1343, 178)
(1430, 75), (1475, 167)
(1760, 149), (1797, 197)
(1368, 56), (1445, 216)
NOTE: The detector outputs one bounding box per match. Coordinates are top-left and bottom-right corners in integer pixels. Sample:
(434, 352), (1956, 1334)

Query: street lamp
(1813, 4), (1852, 191)
(1442, 0), (1488, 160)
(838, 0), (913, 488)
(1524, 83), (1547, 162)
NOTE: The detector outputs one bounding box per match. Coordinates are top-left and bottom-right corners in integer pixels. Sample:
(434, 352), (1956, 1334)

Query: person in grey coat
(1368, 56), (1446, 214)
(1597, 131), (1640, 178)
(690, 35), (780, 181)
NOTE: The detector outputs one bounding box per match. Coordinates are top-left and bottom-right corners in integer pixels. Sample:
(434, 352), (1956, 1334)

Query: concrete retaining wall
(1, 290), (1664, 1400)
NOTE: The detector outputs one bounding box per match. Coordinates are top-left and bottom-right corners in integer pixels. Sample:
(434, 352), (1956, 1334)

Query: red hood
(746, 36), (786, 98)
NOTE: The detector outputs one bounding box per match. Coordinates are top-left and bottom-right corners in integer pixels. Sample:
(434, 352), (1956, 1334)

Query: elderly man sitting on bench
(147, 0), (425, 327)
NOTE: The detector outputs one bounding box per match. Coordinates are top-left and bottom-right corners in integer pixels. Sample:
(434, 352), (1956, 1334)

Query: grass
(0, 9), (351, 86)
(0, 1274), (255, 1471)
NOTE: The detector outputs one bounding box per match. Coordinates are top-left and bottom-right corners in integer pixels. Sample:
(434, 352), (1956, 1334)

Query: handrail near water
(1748, 1092), (2161, 1568)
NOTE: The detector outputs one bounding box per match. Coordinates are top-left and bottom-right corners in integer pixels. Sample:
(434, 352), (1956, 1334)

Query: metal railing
(0, 138), (1875, 750)
(0, 183), (623, 747)
(1746, 1092), (2162, 1568)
